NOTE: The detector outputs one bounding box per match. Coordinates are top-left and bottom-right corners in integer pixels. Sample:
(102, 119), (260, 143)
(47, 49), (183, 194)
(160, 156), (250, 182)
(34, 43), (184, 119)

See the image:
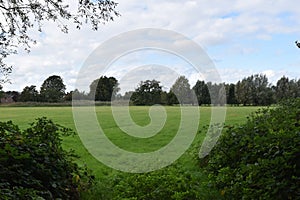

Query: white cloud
(2, 0), (300, 92)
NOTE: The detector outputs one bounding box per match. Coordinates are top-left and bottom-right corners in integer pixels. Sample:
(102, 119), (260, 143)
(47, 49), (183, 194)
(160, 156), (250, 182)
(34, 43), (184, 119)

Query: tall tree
(71, 89), (89, 100)
(275, 76), (292, 101)
(19, 85), (39, 102)
(275, 76), (300, 102)
(251, 74), (274, 106)
(226, 83), (237, 105)
(235, 77), (253, 106)
(123, 91), (134, 100)
(193, 80), (210, 105)
(166, 91), (179, 105)
(0, 0), (120, 82)
(206, 82), (226, 106)
(0, 85), (3, 99)
(170, 76), (193, 105)
(131, 80), (162, 105)
(40, 75), (66, 102)
(89, 76), (119, 101)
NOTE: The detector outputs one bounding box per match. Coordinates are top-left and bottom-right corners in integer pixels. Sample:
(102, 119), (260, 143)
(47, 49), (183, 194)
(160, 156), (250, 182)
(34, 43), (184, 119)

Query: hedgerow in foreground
(201, 99), (300, 199)
(0, 118), (94, 200)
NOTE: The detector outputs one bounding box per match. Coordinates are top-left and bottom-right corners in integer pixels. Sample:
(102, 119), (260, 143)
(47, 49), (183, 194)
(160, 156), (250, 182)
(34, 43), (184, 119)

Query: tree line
(1, 74), (300, 106)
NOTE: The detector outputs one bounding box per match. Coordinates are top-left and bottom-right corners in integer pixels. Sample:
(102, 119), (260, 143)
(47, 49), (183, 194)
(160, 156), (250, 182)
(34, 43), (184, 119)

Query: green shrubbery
(201, 99), (300, 199)
(82, 164), (220, 200)
(0, 118), (94, 200)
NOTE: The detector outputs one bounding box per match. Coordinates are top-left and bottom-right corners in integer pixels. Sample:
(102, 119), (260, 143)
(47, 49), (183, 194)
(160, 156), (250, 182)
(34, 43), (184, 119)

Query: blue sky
(3, 0), (300, 93)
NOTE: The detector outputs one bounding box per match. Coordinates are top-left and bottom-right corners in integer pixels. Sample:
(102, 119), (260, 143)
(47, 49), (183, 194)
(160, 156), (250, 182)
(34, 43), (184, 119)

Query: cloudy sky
(3, 0), (300, 93)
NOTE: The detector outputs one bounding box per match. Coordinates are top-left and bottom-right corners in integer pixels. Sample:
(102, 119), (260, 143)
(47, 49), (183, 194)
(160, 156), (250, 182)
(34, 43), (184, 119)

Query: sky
(2, 0), (300, 94)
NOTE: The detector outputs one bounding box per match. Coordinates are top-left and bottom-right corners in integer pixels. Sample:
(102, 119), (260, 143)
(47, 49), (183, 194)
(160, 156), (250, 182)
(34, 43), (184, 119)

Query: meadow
(0, 106), (260, 198)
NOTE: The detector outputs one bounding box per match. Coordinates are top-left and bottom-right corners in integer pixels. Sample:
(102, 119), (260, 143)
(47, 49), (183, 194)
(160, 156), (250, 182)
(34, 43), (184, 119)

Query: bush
(200, 99), (300, 199)
(0, 117), (94, 200)
(104, 164), (221, 200)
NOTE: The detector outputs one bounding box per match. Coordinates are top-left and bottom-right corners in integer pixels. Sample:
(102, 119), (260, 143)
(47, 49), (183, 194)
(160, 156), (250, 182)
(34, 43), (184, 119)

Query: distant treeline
(1, 74), (299, 106)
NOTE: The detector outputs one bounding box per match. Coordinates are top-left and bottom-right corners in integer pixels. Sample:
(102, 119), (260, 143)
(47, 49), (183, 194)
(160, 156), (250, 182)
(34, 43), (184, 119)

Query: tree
(193, 80), (210, 105)
(166, 91), (179, 105)
(0, 85), (3, 99)
(275, 76), (292, 101)
(19, 85), (39, 102)
(235, 77), (253, 106)
(226, 83), (237, 105)
(235, 74), (274, 106)
(0, 0), (120, 82)
(206, 82), (226, 106)
(170, 76), (193, 105)
(295, 40), (300, 48)
(123, 91), (134, 100)
(70, 89), (89, 100)
(131, 80), (162, 105)
(251, 74), (274, 106)
(275, 76), (300, 102)
(89, 76), (119, 101)
(40, 75), (66, 102)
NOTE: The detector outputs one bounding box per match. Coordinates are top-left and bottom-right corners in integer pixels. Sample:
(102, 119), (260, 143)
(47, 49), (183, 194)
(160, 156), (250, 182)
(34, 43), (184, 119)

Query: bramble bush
(0, 117), (94, 200)
(107, 164), (220, 200)
(200, 99), (300, 199)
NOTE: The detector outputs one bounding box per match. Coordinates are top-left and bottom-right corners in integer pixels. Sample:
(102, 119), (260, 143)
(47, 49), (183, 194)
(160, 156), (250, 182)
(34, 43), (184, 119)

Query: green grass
(0, 106), (260, 198)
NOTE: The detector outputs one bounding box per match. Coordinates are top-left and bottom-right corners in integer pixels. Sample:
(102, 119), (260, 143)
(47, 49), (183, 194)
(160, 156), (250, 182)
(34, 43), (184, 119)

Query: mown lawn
(0, 106), (260, 198)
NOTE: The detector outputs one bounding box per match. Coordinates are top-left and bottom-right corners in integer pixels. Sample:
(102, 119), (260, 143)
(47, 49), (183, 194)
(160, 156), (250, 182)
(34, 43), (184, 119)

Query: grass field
(0, 106), (261, 198)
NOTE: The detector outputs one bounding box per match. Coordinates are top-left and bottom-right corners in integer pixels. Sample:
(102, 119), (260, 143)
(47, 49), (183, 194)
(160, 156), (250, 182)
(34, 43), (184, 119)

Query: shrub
(200, 99), (300, 199)
(0, 117), (94, 200)
(108, 164), (221, 200)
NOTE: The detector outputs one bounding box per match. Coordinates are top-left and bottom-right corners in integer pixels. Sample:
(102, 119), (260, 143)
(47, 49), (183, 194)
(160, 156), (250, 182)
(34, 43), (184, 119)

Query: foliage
(206, 82), (226, 106)
(69, 89), (89, 101)
(131, 79), (163, 105)
(200, 99), (300, 199)
(225, 83), (237, 105)
(89, 76), (119, 101)
(19, 85), (39, 102)
(235, 74), (274, 106)
(0, 0), (120, 82)
(40, 75), (66, 102)
(170, 76), (193, 105)
(0, 106), (261, 199)
(107, 165), (220, 200)
(193, 80), (211, 105)
(0, 117), (94, 199)
(0, 85), (3, 99)
(275, 76), (300, 101)
(3, 73), (300, 105)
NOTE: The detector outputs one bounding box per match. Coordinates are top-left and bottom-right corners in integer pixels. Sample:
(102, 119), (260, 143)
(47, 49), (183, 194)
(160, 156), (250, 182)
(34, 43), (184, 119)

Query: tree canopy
(170, 76), (193, 105)
(40, 75), (66, 102)
(193, 80), (210, 105)
(131, 80), (163, 105)
(19, 85), (38, 102)
(89, 76), (119, 101)
(0, 0), (120, 83)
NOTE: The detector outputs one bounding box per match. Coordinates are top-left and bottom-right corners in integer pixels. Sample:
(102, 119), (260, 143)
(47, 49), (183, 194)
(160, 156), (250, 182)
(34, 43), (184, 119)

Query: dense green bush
(201, 99), (300, 199)
(0, 117), (94, 200)
(108, 165), (220, 200)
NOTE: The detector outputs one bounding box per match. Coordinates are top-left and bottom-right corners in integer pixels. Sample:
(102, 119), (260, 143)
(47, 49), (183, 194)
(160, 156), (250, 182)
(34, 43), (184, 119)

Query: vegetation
(1, 3), (297, 197)
(0, 117), (94, 199)
(200, 99), (300, 199)
(0, 106), (259, 199)
(0, 0), (120, 83)
(40, 75), (66, 103)
(19, 85), (39, 102)
(89, 76), (120, 101)
(131, 79), (163, 105)
(3, 73), (300, 106)
(170, 76), (195, 105)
